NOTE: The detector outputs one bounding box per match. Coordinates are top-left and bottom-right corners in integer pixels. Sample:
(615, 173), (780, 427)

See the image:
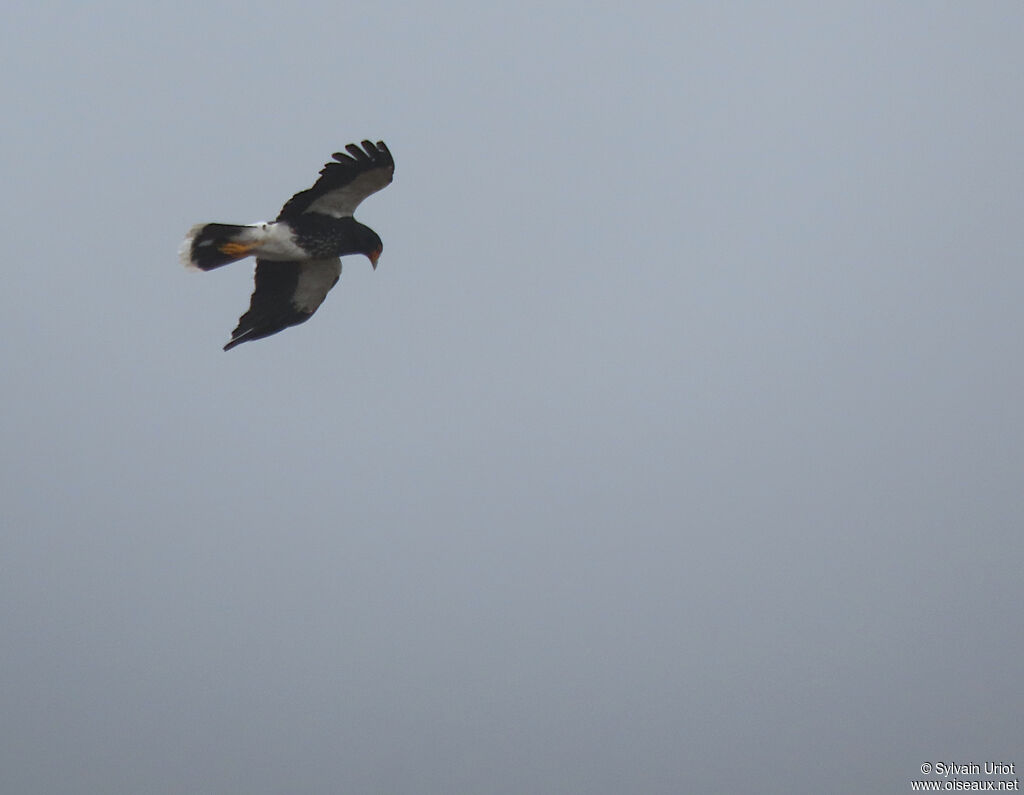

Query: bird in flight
(180, 140), (394, 350)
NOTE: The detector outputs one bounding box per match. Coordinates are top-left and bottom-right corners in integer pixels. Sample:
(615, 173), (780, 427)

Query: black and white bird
(180, 140), (394, 351)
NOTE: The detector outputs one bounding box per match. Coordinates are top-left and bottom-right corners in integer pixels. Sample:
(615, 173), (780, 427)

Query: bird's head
(356, 225), (383, 270)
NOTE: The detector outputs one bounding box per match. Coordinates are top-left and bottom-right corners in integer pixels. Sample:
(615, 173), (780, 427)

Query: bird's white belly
(253, 222), (308, 260)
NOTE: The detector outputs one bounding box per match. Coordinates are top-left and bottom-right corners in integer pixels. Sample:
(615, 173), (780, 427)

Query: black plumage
(223, 260), (312, 352)
(287, 215), (382, 260)
(180, 139), (394, 350)
(277, 140), (394, 220)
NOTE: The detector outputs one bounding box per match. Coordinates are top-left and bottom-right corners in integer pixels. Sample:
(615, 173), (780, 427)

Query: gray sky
(2, 2), (1022, 793)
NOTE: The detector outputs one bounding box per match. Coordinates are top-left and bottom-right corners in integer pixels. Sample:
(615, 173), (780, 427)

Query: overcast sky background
(2, 2), (1022, 793)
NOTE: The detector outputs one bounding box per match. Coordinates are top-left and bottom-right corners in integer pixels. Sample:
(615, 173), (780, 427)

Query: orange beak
(369, 247), (382, 270)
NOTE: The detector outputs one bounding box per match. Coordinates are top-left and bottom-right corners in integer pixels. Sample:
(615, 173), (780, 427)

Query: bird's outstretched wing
(224, 258), (342, 351)
(276, 140), (394, 221)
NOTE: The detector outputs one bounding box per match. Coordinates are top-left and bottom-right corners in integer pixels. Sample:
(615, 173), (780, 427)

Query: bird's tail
(179, 223), (266, 271)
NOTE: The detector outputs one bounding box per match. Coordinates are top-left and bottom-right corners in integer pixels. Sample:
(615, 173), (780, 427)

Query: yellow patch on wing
(219, 241), (257, 256)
